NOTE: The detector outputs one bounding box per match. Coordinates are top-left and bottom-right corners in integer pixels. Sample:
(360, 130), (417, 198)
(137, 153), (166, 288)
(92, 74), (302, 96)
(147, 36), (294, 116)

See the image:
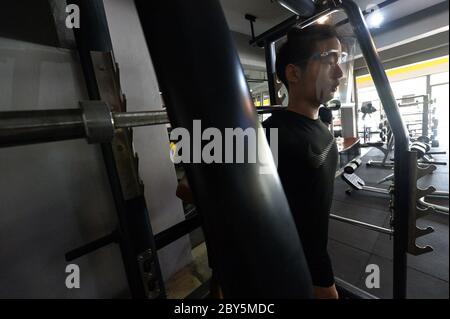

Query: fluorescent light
(317, 16), (330, 24)
(275, 0), (315, 17)
(367, 10), (384, 28)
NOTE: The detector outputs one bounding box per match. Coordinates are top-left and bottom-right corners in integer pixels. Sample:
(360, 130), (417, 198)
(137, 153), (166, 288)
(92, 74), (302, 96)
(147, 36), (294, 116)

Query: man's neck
(287, 99), (320, 120)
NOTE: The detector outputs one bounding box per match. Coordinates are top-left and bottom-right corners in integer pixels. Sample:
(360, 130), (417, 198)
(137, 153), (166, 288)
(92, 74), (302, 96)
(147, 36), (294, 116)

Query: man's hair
(275, 24), (339, 89)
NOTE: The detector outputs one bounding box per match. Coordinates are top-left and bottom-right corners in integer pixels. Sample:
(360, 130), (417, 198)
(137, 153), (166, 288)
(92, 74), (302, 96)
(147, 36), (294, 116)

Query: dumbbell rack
(358, 95), (436, 146)
(341, 157), (440, 254)
(398, 96), (432, 142)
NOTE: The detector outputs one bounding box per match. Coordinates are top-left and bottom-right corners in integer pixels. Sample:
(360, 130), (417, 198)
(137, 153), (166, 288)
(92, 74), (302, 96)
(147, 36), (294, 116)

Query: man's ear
(285, 64), (301, 86)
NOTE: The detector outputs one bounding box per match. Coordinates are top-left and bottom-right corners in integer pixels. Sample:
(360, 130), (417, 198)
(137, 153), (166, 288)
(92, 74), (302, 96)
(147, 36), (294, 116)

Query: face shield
(312, 35), (356, 106)
(335, 36), (357, 104)
(313, 49), (349, 105)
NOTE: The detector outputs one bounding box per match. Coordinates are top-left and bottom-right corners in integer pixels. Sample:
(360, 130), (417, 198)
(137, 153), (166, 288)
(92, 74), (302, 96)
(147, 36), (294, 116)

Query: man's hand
(176, 175), (194, 204)
(313, 284), (339, 299)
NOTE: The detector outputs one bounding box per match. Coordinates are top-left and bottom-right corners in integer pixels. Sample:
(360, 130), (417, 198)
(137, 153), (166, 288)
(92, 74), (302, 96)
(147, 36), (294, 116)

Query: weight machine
(0, 0), (436, 299)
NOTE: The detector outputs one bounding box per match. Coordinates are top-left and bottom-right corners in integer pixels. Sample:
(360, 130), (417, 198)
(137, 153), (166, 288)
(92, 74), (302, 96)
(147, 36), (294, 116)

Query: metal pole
(265, 40), (277, 106)
(250, 15), (300, 47)
(113, 111), (169, 128)
(2, 108), (296, 148)
(249, 9), (335, 47)
(0, 109), (84, 147)
(339, 0), (410, 299)
(363, 186), (390, 195)
(154, 210), (202, 250)
(330, 214), (393, 235)
(422, 95), (429, 138)
(134, 0), (313, 298)
(418, 198), (449, 215)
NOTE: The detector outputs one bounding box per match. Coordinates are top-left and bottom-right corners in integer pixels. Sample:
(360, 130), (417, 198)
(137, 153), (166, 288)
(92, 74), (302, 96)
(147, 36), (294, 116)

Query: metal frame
(0, 0), (435, 299)
(322, 1), (413, 299)
(66, 0), (165, 299)
(257, 0), (418, 299)
(0, 106), (291, 148)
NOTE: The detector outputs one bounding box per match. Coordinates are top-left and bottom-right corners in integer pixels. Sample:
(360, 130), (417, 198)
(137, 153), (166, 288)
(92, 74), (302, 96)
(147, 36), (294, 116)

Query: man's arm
(314, 285), (338, 299)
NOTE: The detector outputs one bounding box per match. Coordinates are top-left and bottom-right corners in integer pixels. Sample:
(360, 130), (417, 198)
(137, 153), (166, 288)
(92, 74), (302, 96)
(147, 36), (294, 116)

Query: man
(263, 24), (344, 299)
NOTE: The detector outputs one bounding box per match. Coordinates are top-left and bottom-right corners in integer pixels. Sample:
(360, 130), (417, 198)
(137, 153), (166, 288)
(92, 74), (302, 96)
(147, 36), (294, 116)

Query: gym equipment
(361, 101), (377, 120)
(364, 123), (447, 168)
(135, 0), (314, 298)
(342, 159), (449, 215)
(0, 105), (169, 147)
(330, 211), (392, 235)
(0, 106), (295, 148)
(342, 158), (389, 194)
(398, 95), (433, 140)
(319, 100), (341, 137)
(66, 0), (165, 299)
(359, 95), (440, 149)
(344, 158), (362, 174)
(1, 0), (440, 299)
(364, 123), (395, 168)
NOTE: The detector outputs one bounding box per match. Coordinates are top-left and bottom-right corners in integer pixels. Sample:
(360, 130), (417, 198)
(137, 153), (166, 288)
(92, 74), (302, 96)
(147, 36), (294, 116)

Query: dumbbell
(344, 158), (363, 174)
(414, 141), (431, 152)
(328, 99), (341, 111)
(378, 120), (389, 132)
(416, 136), (430, 144)
(379, 128), (388, 142)
(411, 142), (430, 159)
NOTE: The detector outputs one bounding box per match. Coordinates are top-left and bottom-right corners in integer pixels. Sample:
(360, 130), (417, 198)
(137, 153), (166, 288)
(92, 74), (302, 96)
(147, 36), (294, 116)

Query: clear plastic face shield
(312, 37), (356, 106)
(335, 37), (357, 104)
(313, 49), (348, 105)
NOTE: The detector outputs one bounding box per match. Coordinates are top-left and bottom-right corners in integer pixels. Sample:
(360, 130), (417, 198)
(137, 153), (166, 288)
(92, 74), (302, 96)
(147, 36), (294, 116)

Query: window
(430, 72), (449, 86)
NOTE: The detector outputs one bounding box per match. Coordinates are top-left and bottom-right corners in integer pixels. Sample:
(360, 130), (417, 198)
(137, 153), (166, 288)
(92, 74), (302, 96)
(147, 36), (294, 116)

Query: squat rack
(0, 0), (434, 299)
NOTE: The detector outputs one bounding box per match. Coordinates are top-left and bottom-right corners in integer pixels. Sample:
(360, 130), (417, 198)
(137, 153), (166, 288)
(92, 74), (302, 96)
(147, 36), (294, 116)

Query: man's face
(296, 37), (344, 105)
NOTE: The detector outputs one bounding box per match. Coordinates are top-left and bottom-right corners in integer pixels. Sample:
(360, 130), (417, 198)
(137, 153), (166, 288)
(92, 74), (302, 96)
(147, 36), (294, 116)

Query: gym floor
(329, 147), (449, 299)
(165, 146), (449, 299)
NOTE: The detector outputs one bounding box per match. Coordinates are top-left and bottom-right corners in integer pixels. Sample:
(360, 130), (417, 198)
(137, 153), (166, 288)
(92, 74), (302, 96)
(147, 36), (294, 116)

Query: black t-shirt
(263, 110), (338, 287)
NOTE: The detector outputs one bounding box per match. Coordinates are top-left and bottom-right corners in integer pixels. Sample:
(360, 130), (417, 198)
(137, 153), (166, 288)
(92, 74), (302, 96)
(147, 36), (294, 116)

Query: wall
(0, 37), (128, 298)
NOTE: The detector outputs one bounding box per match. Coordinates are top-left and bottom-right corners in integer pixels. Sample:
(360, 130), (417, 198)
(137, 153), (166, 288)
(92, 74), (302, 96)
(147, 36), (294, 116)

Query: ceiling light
(367, 10), (384, 28)
(317, 16), (330, 24)
(275, 0), (315, 17)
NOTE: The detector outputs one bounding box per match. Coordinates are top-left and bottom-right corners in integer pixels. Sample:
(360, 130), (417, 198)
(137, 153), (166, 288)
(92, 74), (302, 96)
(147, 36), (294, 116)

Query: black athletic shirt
(263, 110), (338, 287)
